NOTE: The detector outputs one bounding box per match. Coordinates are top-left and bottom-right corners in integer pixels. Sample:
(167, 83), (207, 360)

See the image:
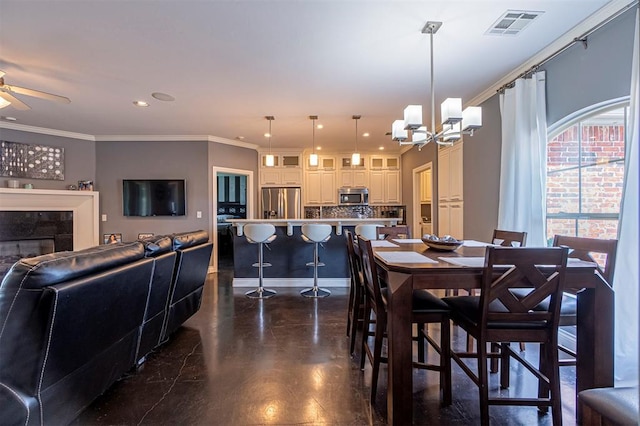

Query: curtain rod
(498, 0), (639, 93)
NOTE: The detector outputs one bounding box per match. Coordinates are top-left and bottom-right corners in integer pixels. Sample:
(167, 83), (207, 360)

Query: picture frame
(103, 233), (122, 244)
(137, 233), (154, 239)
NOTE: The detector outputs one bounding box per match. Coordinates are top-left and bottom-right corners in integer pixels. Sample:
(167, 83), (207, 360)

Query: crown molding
(0, 122), (96, 141)
(0, 122), (259, 150)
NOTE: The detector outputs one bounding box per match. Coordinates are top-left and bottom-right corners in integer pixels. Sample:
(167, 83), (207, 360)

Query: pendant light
(351, 115), (361, 166)
(391, 21), (482, 149)
(309, 115), (319, 167)
(264, 116), (275, 167)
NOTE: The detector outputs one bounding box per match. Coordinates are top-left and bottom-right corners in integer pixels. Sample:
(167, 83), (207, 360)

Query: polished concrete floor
(73, 260), (578, 425)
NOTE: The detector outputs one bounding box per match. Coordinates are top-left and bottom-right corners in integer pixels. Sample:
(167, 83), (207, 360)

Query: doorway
(212, 167), (254, 272)
(412, 162), (433, 239)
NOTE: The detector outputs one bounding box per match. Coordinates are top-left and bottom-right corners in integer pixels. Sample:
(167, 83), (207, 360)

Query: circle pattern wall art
(0, 141), (65, 180)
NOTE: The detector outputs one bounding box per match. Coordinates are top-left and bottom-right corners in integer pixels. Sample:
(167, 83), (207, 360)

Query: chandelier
(392, 21), (482, 149)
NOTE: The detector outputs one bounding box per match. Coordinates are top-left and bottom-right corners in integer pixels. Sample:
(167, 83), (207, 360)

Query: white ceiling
(0, 0), (626, 153)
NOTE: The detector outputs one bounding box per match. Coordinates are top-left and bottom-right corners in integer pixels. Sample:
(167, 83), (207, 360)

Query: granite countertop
(226, 218), (399, 236)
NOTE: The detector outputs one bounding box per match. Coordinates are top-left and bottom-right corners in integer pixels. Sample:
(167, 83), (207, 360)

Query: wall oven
(338, 187), (369, 205)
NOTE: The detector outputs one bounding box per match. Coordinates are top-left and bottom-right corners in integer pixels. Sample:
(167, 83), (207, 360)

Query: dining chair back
(345, 229), (365, 355)
(444, 246), (569, 425)
(492, 229), (527, 247)
(377, 225), (411, 240)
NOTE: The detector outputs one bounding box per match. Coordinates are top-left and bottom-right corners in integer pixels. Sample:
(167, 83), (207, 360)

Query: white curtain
(614, 7), (639, 386)
(498, 72), (547, 247)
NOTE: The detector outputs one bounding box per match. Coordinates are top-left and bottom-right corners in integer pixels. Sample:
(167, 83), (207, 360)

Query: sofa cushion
(1, 242), (145, 290)
(139, 236), (173, 257)
(172, 230), (209, 250)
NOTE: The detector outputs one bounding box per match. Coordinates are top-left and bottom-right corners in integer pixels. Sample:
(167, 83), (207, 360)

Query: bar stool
(354, 224), (381, 240)
(300, 223), (332, 298)
(244, 223), (277, 299)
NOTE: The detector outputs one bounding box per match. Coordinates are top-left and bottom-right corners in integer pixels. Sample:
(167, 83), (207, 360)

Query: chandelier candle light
(352, 115), (361, 166)
(392, 21), (482, 149)
(265, 116), (275, 167)
(309, 115), (319, 167)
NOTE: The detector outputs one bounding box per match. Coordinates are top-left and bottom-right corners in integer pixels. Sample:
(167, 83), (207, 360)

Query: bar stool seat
(300, 223), (332, 298)
(244, 223), (277, 299)
(354, 224), (382, 240)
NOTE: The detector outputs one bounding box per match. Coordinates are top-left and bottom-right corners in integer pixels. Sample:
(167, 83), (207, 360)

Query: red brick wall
(546, 123), (625, 242)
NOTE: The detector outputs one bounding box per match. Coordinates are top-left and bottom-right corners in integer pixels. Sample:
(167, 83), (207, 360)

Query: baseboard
(233, 277), (350, 288)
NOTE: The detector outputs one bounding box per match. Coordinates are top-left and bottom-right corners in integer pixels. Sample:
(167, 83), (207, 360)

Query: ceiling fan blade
(0, 70), (5, 78)
(0, 90), (31, 110)
(7, 85), (70, 104)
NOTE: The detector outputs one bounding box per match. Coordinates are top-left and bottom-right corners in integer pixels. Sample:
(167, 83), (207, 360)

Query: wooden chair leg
(477, 338), (490, 425)
(441, 318), (452, 406)
(417, 323), (426, 363)
(360, 304), (371, 371)
(370, 314), (385, 405)
(500, 342), (510, 389)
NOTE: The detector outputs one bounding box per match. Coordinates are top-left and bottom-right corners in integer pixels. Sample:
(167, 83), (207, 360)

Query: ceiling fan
(0, 70), (71, 110)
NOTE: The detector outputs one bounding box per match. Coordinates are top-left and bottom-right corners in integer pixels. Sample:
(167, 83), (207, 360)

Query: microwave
(338, 187), (369, 205)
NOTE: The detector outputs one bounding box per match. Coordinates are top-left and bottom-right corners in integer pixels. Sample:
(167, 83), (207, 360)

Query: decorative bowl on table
(421, 234), (463, 251)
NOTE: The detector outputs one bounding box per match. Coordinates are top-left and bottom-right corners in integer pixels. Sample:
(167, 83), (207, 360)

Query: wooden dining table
(372, 239), (614, 426)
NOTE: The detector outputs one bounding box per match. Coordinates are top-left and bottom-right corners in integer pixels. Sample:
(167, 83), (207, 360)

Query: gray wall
(400, 141), (436, 232)
(399, 7), (636, 242)
(96, 140), (209, 242)
(0, 128), (95, 190)
(543, 9), (635, 126)
(208, 141), (259, 218)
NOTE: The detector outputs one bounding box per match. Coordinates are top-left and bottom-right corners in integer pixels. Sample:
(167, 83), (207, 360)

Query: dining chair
(345, 229), (365, 355)
(357, 235), (452, 406)
(543, 235), (617, 365)
(465, 229), (529, 356)
(376, 225), (411, 240)
(443, 246), (569, 426)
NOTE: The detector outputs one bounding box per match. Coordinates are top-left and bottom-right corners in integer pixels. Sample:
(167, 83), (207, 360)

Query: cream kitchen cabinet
(339, 169), (368, 188)
(437, 141), (463, 238)
(369, 169), (400, 204)
(305, 170), (336, 205)
(370, 155), (400, 170)
(420, 169), (432, 203)
(259, 151), (303, 186)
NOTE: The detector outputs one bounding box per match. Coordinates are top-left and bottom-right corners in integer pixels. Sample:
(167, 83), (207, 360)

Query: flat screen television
(123, 179), (186, 217)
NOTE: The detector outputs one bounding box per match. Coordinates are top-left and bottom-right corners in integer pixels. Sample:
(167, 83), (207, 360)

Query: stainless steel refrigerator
(261, 187), (302, 219)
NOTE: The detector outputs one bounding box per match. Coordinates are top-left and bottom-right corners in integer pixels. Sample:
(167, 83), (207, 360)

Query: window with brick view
(546, 103), (627, 247)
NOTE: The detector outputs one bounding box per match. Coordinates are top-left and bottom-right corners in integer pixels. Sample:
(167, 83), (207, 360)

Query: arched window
(546, 101), (628, 243)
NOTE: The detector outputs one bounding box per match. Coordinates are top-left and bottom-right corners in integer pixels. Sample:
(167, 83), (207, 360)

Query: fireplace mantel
(0, 188), (99, 250)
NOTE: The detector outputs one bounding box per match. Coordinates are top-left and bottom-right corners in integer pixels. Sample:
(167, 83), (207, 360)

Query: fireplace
(0, 188), (99, 276)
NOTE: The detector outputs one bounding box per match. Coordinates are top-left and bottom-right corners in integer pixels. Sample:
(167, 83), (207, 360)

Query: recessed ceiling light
(317, 146), (322, 151)
(152, 92), (175, 102)
(317, 124), (323, 129)
(0, 116), (17, 121)
(379, 146), (385, 150)
(133, 100), (149, 107)
(363, 132), (370, 137)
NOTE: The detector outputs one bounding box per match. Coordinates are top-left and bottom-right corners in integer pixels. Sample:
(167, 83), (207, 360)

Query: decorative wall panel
(0, 141), (65, 180)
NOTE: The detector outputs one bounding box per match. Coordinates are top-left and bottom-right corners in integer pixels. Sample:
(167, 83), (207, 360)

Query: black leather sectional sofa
(0, 230), (212, 426)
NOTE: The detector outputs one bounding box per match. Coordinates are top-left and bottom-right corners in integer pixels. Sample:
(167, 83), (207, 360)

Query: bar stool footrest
(301, 287), (331, 298)
(246, 288), (277, 299)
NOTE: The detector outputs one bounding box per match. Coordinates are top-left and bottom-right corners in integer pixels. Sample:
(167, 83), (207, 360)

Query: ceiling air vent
(485, 10), (543, 36)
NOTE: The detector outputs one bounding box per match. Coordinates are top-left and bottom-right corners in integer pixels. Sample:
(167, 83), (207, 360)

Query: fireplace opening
(0, 211), (73, 277)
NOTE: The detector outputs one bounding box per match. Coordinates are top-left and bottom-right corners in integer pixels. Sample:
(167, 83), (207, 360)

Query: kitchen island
(227, 218), (399, 288)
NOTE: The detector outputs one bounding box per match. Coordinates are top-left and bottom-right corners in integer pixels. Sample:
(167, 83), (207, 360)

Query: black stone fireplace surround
(0, 211), (73, 277)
